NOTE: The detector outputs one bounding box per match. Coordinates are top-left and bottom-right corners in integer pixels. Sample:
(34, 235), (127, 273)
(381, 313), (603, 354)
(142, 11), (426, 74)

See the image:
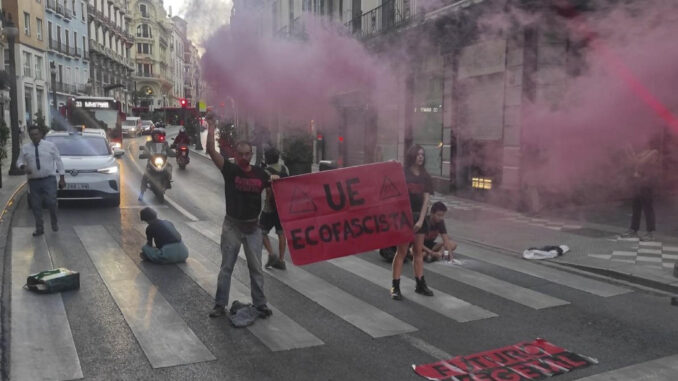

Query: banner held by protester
(272, 161), (413, 265)
(413, 338), (597, 380)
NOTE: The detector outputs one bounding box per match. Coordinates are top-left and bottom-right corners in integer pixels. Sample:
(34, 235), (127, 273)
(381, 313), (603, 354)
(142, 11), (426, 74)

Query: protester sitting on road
(422, 202), (458, 262)
(139, 207), (188, 264)
(391, 144), (434, 300)
(260, 147), (290, 270)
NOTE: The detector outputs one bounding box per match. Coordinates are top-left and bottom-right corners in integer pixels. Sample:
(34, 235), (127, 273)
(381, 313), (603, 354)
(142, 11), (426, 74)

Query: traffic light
(180, 98), (187, 107)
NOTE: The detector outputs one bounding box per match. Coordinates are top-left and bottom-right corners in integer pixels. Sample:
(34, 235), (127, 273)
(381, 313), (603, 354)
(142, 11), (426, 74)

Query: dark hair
(27, 124), (41, 133)
(236, 141), (252, 151)
(140, 207), (158, 222)
(405, 144), (426, 168)
(264, 147), (280, 164)
(431, 201), (447, 214)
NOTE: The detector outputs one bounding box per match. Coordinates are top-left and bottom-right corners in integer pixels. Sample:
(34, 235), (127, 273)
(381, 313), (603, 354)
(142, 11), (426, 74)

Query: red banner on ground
(413, 339), (597, 381)
(272, 161), (413, 265)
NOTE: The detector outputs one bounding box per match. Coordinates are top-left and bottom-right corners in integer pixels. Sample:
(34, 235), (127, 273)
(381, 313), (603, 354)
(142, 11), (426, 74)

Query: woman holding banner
(391, 145), (434, 300)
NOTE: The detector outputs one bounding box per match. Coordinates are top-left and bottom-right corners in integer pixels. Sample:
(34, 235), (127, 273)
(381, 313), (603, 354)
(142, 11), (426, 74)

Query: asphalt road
(5, 129), (678, 380)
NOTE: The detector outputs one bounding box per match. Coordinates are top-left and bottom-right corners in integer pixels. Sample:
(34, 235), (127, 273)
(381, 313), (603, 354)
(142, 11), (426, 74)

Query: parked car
(140, 120), (155, 135)
(44, 130), (124, 206)
(122, 117), (141, 137)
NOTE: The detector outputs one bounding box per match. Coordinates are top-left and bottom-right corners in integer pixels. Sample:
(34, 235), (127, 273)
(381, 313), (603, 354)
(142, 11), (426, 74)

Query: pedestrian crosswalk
(10, 219), (635, 379)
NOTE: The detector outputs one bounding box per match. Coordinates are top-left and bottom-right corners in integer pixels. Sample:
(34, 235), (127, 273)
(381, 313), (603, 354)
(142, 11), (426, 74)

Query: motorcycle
(172, 138), (190, 170)
(139, 144), (175, 202)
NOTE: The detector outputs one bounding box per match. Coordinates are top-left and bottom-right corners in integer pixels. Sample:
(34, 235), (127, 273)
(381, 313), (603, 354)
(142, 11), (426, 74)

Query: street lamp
(3, 16), (23, 176)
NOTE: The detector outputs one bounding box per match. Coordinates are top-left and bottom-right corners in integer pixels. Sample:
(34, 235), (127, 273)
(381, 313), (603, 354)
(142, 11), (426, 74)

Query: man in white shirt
(16, 125), (66, 236)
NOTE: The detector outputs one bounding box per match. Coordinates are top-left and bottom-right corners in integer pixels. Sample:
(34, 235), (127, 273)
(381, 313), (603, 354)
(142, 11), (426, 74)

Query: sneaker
(264, 255), (276, 269)
(390, 287), (403, 300)
(209, 305), (226, 318)
(51, 224), (59, 232)
(32, 229), (44, 237)
(272, 259), (286, 270)
(415, 277), (434, 296)
(640, 232), (655, 241)
(619, 230), (638, 239)
(256, 305), (273, 318)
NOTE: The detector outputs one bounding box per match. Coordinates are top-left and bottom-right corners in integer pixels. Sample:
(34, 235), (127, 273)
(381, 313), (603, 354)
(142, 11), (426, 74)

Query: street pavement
(1, 128), (678, 380)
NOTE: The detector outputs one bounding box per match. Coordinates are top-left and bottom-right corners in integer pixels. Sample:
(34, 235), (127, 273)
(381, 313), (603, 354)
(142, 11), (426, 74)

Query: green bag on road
(24, 268), (80, 294)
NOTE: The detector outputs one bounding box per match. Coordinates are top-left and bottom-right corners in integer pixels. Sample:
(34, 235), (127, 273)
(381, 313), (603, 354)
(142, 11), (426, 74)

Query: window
(35, 56), (43, 80)
(82, 2), (86, 20)
(137, 43), (151, 54)
(48, 21), (53, 47)
(36, 88), (44, 114)
(24, 12), (31, 36)
(82, 36), (86, 57)
(4, 49), (9, 72)
(140, 4), (147, 17)
(36, 18), (43, 40)
(65, 29), (70, 52)
(74, 32), (78, 54)
(23, 52), (32, 77)
(137, 24), (151, 38)
(57, 25), (62, 47)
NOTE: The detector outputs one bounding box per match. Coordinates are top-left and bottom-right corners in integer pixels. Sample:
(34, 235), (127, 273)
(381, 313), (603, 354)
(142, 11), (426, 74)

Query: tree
(32, 110), (49, 135)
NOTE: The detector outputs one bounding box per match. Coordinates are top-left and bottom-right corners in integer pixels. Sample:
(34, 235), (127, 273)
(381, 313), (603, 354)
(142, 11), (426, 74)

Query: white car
(122, 117), (141, 137)
(45, 130), (124, 206)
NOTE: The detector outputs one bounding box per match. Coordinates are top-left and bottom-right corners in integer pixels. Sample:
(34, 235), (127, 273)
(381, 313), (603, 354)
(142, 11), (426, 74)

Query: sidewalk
(0, 150), (27, 227)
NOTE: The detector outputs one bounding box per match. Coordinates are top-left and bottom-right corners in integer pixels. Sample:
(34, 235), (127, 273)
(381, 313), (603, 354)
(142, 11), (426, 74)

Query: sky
(162, 0), (232, 48)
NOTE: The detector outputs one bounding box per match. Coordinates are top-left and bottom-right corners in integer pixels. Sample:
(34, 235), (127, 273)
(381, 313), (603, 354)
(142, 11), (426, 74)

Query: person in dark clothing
(422, 202), (458, 262)
(206, 113), (279, 319)
(620, 141), (659, 241)
(139, 207), (188, 264)
(260, 147), (290, 270)
(391, 144), (434, 300)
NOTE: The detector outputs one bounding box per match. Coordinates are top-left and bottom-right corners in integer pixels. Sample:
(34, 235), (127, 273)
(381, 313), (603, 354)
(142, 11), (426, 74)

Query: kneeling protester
(140, 207), (189, 264)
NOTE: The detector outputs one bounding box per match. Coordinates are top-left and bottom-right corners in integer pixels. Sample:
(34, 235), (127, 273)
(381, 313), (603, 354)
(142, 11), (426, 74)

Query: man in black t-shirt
(139, 207), (189, 264)
(422, 202), (457, 262)
(206, 114), (278, 319)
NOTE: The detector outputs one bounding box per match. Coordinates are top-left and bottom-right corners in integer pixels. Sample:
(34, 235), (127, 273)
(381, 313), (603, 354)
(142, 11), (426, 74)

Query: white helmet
(179, 127), (186, 133)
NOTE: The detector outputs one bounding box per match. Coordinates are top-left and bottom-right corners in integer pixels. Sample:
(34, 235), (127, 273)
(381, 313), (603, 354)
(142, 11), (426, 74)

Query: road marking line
(427, 262), (570, 309)
(401, 334), (454, 361)
(74, 225), (215, 368)
(11, 227), (83, 380)
(575, 353), (678, 380)
(456, 242), (631, 297)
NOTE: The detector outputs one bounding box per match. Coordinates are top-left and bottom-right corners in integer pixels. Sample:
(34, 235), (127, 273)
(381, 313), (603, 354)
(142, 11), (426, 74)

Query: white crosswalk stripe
(11, 227), (83, 381)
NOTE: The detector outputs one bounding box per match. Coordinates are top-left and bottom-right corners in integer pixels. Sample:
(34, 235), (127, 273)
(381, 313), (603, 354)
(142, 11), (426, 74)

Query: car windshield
(47, 135), (111, 156)
(123, 120), (138, 126)
(141, 121), (152, 125)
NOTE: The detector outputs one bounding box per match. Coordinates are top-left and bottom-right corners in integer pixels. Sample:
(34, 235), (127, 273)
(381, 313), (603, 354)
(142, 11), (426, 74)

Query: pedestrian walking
(17, 124), (65, 236)
(205, 113), (277, 318)
(421, 202), (458, 262)
(260, 147), (290, 270)
(391, 144), (434, 300)
(620, 140), (660, 241)
(139, 207), (189, 264)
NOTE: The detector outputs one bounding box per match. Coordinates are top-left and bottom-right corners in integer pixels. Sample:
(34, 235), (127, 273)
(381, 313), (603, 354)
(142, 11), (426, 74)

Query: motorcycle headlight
(153, 157), (165, 167)
(98, 166), (119, 174)
(111, 142), (122, 149)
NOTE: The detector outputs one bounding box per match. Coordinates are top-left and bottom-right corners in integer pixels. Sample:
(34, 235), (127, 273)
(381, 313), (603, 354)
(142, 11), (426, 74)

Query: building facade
(87, 0), (134, 112)
(3, 0), (49, 127)
(45, 0), (90, 115)
(169, 15), (184, 107)
(129, 0), (172, 111)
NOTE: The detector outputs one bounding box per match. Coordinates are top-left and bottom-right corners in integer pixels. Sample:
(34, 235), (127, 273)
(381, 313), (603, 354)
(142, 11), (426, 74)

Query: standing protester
(139, 207), (189, 264)
(17, 125), (66, 236)
(422, 202), (458, 262)
(391, 144), (434, 300)
(621, 140), (659, 241)
(260, 147), (290, 270)
(205, 113), (277, 318)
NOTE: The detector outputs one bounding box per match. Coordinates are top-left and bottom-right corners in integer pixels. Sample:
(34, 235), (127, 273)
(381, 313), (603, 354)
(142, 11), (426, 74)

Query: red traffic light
(180, 98), (187, 107)
(338, 136), (344, 143)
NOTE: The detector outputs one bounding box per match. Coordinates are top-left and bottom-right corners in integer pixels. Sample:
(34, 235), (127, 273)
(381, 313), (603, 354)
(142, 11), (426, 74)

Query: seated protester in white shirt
(16, 124), (66, 236)
(422, 202), (458, 262)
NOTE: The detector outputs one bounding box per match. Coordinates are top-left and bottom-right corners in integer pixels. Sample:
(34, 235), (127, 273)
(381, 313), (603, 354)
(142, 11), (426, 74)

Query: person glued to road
(391, 144), (434, 300)
(139, 207), (188, 264)
(422, 202), (458, 262)
(205, 113), (279, 319)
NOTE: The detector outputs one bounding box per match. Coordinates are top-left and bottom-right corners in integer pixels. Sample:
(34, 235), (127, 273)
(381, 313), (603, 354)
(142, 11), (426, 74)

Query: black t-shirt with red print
(222, 161), (270, 221)
(405, 168), (434, 214)
(424, 218), (447, 243)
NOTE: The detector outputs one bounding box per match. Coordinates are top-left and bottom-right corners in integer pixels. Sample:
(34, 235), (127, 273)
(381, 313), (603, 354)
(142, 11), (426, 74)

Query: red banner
(272, 161), (413, 265)
(413, 339), (597, 381)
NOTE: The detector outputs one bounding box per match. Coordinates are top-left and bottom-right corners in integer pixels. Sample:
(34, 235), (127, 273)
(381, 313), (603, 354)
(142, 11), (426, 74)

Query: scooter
(172, 139), (190, 170)
(139, 145), (175, 202)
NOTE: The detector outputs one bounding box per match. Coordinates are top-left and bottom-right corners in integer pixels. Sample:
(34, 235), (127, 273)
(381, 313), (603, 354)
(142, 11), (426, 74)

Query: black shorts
(413, 213), (429, 235)
(424, 240), (437, 250)
(259, 211), (283, 234)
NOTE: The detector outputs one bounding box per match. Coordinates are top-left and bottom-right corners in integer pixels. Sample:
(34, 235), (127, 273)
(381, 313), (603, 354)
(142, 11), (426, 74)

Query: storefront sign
(413, 339), (597, 380)
(272, 161), (413, 265)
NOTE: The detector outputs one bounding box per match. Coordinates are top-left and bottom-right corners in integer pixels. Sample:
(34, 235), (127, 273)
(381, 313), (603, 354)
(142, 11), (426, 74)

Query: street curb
(0, 183), (25, 381)
(455, 234), (678, 295)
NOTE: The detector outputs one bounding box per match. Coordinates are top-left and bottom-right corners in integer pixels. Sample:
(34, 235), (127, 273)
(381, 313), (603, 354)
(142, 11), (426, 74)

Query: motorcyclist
(171, 127), (191, 151)
(139, 128), (173, 200)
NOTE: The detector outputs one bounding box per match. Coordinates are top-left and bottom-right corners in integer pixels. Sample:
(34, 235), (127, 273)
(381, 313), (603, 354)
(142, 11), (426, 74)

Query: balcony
(46, 0), (56, 12)
(56, 3), (64, 16)
(64, 8), (73, 20)
(82, 49), (89, 60)
(345, 0), (415, 39)
(69, 46), (77, 56)
(50, 39), (63, 53)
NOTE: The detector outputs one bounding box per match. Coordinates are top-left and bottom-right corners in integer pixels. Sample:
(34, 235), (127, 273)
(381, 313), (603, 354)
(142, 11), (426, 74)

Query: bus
(65, 96), (124, 150)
